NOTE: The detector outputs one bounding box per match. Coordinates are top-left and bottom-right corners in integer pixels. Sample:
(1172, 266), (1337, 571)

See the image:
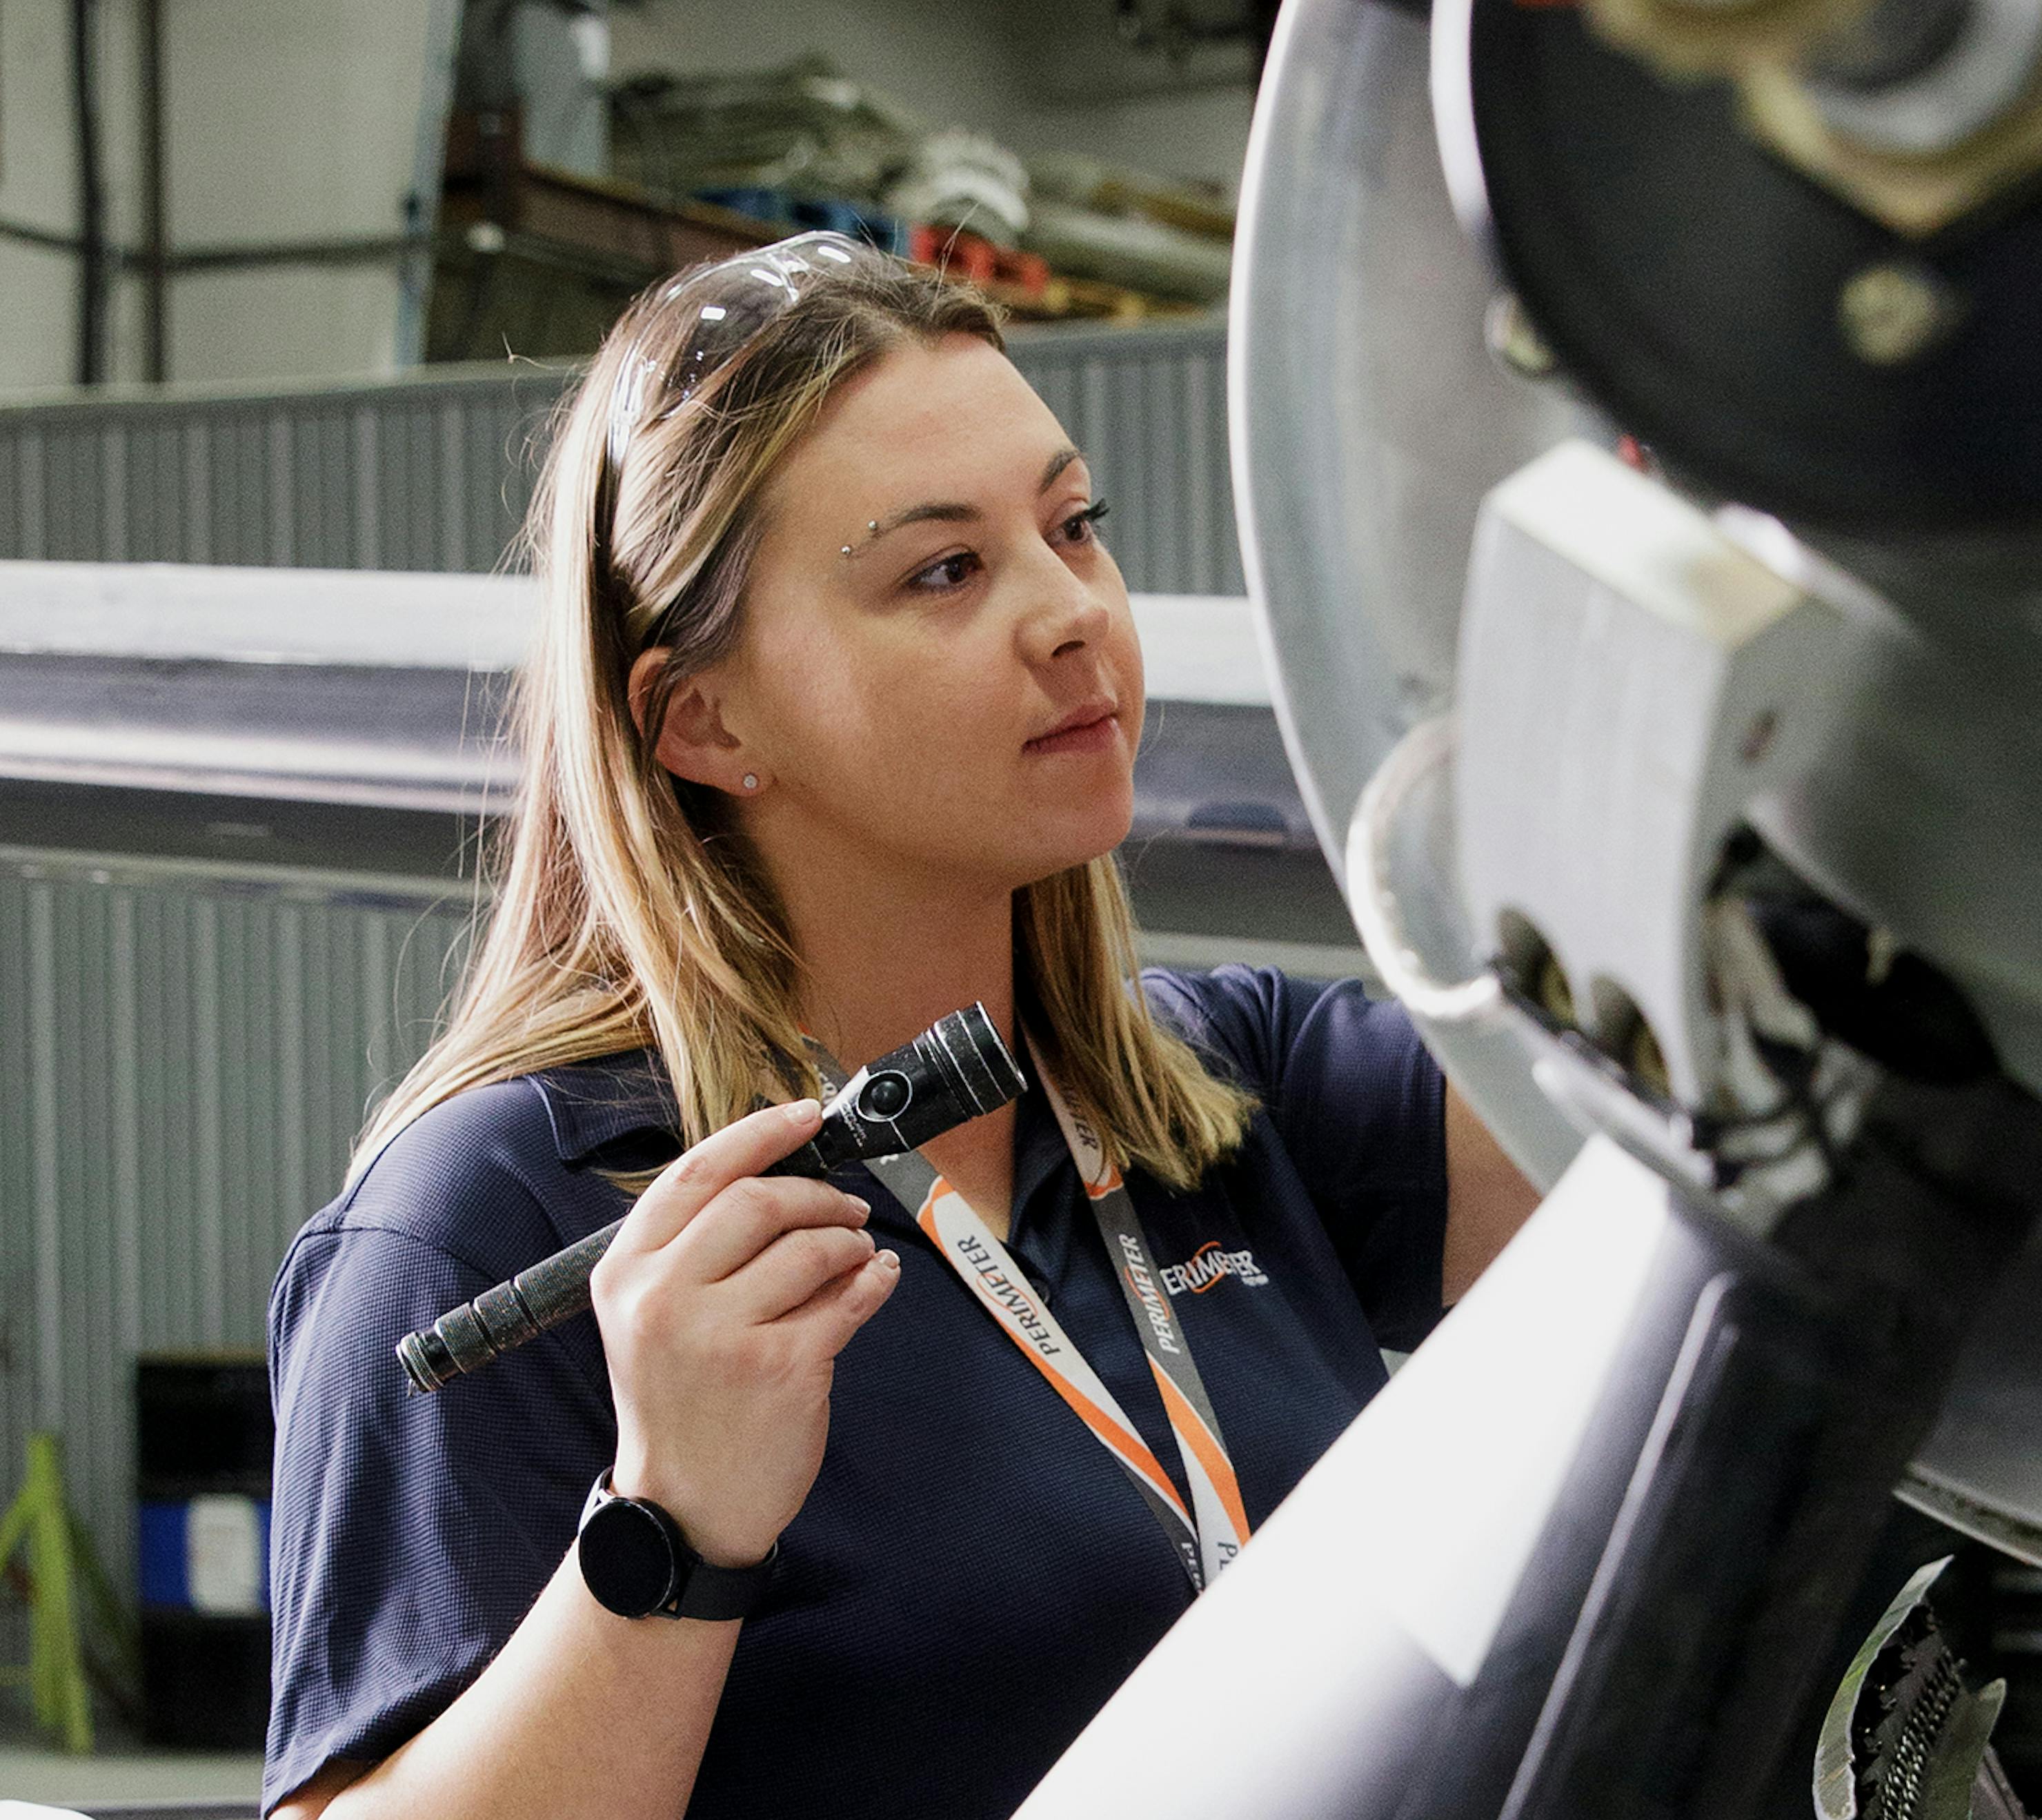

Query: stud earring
(742, 773), (760, 791)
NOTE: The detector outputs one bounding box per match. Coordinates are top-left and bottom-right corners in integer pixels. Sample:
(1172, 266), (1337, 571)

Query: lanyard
(808, 1034), (1249, 1590)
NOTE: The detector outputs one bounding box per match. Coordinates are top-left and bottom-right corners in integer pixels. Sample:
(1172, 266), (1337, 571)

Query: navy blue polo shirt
(264, 966), (1447, 1817)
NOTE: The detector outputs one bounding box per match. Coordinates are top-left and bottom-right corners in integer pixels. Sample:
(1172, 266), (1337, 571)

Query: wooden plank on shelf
(489, 165), (775, 273)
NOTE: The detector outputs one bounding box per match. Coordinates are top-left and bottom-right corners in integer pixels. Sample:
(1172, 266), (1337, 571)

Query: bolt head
(1837, 261), (1963, 366)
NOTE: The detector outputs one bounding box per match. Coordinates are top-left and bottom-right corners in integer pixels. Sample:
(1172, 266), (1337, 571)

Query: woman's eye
(1060, 500), (1111, 546)
(907, 551), (981, 593)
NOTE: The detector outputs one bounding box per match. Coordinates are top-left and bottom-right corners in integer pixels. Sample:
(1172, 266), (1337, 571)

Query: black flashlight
(395, 1003), (1024, 1394)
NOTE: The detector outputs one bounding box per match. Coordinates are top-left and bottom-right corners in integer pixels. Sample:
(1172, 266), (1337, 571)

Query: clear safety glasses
(599, 230), (879, 492)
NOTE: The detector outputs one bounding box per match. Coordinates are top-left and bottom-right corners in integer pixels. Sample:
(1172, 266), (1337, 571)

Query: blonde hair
(355, 250), (1253, 1192)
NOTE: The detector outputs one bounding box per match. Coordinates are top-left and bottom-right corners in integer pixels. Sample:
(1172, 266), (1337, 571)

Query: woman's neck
(761, 834), (1024, 1236)
(771, 849), (1018, 1074)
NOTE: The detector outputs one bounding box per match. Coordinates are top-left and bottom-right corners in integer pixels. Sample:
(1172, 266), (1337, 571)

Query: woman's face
(718, 332), (1144, 896)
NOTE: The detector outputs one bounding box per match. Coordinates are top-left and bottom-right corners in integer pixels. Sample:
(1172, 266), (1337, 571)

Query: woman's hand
(590, 1098), (900, 1569)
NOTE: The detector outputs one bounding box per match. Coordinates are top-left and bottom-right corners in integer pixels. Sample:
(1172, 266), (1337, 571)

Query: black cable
(1750, 898), (1998, 1086)
(68, 0), (106, 385)
(138, 0), (168, 382)
(0, 216), (84, 254)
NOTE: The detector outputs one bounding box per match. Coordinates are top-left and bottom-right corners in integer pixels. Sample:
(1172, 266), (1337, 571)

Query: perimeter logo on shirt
(1159, 1240), (1270, 1296)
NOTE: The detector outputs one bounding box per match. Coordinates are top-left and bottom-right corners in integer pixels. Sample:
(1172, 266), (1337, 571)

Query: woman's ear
(626, 647), (766, 796)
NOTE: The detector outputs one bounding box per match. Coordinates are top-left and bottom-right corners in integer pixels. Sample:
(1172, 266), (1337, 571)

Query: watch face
(579, 1498), (679, 1617)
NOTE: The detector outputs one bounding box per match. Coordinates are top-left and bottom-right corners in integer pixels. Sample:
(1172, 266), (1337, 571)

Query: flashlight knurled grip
(395, 1002), (1022, 1395)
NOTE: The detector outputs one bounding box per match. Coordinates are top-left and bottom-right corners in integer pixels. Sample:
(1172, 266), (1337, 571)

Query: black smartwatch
(575, 1470), (778, 1621)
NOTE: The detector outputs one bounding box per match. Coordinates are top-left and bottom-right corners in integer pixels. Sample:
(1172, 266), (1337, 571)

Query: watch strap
(578, 1470), (777, 1621)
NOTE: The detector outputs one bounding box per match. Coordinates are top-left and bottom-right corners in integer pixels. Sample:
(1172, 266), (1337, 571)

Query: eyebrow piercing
(839, 520), (882, 560)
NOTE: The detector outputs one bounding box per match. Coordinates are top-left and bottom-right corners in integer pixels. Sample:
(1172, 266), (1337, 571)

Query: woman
(265, 233), (1538, 1820)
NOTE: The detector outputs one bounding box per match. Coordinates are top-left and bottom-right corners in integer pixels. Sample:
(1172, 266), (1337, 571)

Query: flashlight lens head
(859, 1071), (913, 1120)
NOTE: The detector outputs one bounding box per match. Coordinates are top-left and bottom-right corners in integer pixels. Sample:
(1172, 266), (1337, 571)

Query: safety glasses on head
(600, 230), (878, 486)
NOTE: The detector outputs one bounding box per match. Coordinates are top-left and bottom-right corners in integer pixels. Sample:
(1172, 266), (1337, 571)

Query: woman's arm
(276, 1553), (742, 1820)
(272, 1097), (900, 1820)
(1440, 1085), (1543, 1305)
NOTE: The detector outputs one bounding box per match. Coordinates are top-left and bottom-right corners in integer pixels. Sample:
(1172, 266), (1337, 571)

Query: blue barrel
(135, 1354), (272, 1748)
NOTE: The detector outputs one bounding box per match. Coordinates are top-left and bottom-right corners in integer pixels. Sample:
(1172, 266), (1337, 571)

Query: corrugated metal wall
(0, 324), (1242, 594)
(1018, 324), (1244, 596)
(0, 849), (477, 1668)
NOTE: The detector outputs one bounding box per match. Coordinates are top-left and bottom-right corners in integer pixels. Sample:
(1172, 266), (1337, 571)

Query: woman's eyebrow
(1039, 445), (1083, 492)
(861, 446), (1089, 548)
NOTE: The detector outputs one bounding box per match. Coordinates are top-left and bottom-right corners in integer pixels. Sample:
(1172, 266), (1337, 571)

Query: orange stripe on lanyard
(1149, 1360), (1251, 1544)
(1033, 1041), (1251, 1585)
(915, 1189), (1193, 1527)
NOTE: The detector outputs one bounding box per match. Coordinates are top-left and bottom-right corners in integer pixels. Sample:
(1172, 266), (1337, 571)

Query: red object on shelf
(911, 224), (997, 284)
(1002, 248), (1051, 296)
(908, 224), (1049, 296)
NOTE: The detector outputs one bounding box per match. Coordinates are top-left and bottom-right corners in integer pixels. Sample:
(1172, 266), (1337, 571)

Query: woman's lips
(1024, 710), (1119, 756)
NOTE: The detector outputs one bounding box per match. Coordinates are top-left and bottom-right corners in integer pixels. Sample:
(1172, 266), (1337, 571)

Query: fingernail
(875, 1249), (900, 1269)
(844, 1195), (871, 1220)
(786, 1098), (822, 1124)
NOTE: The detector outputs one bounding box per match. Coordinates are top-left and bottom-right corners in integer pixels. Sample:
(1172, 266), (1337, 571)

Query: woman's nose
(1020, 559), (1113, 664)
